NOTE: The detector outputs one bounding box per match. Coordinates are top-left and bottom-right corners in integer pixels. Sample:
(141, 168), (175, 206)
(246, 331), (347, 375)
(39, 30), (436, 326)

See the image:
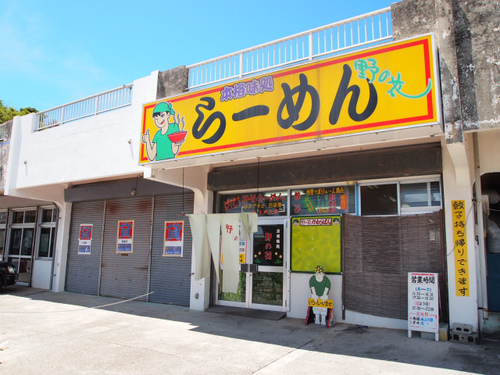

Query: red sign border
(140, 36), (435, 162)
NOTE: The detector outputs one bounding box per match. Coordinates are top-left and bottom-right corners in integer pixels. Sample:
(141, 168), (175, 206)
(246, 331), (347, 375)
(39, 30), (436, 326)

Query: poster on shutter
(164, 221), (184, 257)
(408, 272), (439, 337)
(117, 220), (134, 253)
(78, 224), (93, 255)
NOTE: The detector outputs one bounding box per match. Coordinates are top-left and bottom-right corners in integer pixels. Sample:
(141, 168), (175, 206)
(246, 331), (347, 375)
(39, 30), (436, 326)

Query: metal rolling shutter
(99, 197), (152, 300)
(149, 193), (194, 306)
(66, 201), (105, 295)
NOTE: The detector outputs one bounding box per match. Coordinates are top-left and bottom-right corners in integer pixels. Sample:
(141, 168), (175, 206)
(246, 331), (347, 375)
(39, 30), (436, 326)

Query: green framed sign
(291, 216), (342, 273)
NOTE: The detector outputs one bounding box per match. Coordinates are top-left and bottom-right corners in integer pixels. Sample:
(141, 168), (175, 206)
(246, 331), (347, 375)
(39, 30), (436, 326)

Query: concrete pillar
(51, 202), (72, 292)
(442, 137), (479, 330)
(143, 64), (213, 310)
(392, 0), (483, 330)
(156, 66), (189, 100)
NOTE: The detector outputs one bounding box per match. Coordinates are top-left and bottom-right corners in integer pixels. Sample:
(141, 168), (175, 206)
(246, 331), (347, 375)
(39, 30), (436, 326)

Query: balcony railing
(37, 84), (133, 131)
(35, 8), (392, 131)
(187, 8), (392, 89)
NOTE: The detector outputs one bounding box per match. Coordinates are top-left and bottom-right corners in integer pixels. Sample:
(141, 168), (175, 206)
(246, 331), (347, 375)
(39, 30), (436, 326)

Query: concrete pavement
(1, 285), (499, 374)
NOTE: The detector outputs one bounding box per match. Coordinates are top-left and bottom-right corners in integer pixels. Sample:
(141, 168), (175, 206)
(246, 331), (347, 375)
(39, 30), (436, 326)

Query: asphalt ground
(1, 285), (499, 375)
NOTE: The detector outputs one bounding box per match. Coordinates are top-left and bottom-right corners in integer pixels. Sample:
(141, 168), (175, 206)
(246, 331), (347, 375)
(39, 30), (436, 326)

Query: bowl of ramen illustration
(168, 131), (188, 143)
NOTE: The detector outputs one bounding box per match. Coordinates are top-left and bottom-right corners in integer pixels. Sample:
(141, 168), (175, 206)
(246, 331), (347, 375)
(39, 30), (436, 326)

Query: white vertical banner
(240, 213), (258, 241)
(206, 214), (222, 283)
(220, 214), (240, 293)
(187, 214), (210, 280)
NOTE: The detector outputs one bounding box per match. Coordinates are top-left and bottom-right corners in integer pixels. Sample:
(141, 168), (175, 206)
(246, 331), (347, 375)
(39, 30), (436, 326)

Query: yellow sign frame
(140, 35), (440, 165)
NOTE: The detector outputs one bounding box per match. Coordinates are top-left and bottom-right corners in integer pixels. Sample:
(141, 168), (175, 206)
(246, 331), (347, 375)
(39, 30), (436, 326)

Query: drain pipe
(473, 133), (488, 329)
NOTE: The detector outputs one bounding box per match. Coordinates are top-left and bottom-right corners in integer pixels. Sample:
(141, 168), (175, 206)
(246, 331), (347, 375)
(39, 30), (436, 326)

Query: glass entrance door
(7, 210), (37, 286)
(8, 227), (35, 284)
(217, 218), (287, 311)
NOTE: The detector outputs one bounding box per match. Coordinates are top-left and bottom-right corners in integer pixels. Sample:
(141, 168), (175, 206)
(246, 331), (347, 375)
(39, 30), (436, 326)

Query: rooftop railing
(35, 8), (392, 131)
(187, 8), (392, 89)
(36, 84), (133, 131)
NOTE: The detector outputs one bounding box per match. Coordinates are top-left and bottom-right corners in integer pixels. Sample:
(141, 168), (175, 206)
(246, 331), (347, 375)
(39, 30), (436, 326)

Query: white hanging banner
(220, 214), (241, 293)
(240, 212), (258, 241)
(206, 214), (222, 283)
(187, 214), (210, 280)
(187, 213), (258, 292)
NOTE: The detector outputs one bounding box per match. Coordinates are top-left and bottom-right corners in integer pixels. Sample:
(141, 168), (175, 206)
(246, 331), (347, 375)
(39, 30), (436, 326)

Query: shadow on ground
(2, 285), (500, 374)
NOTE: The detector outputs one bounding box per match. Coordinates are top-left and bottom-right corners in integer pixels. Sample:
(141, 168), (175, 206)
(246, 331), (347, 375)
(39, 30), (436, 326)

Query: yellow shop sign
(140, 35), (439, 164)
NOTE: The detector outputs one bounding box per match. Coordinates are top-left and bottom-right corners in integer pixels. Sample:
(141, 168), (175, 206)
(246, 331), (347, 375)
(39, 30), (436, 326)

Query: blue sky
(0, 0), (394, 112)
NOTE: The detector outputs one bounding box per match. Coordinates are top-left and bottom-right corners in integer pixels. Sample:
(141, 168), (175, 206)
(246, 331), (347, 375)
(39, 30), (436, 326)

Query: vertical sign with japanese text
(253, 224), (284, 266)
(78, 224), (93, 255)
(239, 237), (247, 264)
(140, 35), (440, 165)
(452, 200), (470, 296)
(164, 221), (184, 257)
(117, 220), (134, 254)
(408, 272), (439, 334)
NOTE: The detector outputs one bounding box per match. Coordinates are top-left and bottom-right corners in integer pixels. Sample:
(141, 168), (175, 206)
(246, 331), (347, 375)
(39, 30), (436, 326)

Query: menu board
(408, 272), (439, 340)
(291, 186), (354, 216)
(291, 216), (342, 273)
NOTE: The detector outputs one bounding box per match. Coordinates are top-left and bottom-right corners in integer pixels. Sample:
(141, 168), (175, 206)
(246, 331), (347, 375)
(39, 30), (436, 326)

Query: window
(360, 184), (398, 215)
(0, 211), (8, 224)
(291, 185), (355, 216)
(37, 207), (57, 259)
(12, 210), (36, 224)
(360, 179), (442, 216)
(400, 181), (442, 213)
(38, 227), (55, 258)
(219, 190), (288, 216)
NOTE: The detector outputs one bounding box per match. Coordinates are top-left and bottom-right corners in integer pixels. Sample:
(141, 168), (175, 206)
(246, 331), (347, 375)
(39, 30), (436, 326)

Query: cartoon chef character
(142, 101), (186, 161)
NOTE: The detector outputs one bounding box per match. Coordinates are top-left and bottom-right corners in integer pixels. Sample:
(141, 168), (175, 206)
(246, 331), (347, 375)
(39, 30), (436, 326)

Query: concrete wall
(0, 120), (12, 190)
(393, 0), (500, 331)
(4, 71), (160, 292)
(452, 0), (500, 130)
(5, 72), (158, 193)
(393, 0), (500, 136)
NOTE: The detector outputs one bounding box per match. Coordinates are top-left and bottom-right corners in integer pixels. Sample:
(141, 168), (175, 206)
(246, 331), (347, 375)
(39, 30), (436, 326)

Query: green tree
(0, 100), (38, 123)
